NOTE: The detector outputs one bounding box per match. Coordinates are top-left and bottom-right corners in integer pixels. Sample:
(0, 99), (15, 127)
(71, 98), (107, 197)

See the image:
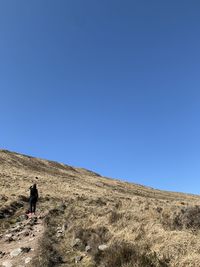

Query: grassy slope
(0, 149), (200, 267)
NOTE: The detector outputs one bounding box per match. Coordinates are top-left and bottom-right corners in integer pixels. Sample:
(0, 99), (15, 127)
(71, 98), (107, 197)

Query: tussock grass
(161, 205), (200, 231)
(109, 210), (123, 223)
(96, 241), (169, 267)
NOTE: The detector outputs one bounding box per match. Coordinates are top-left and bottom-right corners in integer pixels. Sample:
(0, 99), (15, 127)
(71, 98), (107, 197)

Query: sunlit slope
(0, 149), (198, 202)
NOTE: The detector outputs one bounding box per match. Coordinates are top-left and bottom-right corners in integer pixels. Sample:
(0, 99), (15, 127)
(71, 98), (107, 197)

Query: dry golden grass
(1, 149), (200, 266)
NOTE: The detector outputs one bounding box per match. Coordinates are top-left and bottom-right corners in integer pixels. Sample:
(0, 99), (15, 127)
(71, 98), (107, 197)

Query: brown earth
(0, 149), (200, 267)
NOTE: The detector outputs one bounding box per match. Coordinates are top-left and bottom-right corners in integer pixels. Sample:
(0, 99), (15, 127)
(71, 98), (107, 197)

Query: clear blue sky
(1, 1), (200, 194)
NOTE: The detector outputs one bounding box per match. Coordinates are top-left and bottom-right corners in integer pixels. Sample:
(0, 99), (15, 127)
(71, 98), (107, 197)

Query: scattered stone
(4, 233), (14, 242)
(11, 225), (23, 233)
(28, 217), (37, 226)
(57, 228), (63, 234)
(96, 182), (104, 187)
(56, 233), (63, 238)
(17, 214), (28, 222)
(2, 260), (13, 267)
(98, 244), (108, 251)
(75, 255), (83, 263)
(5, 233), (12, 238)
(10, 248), (22, 257)
(85, 245), (91, 252)
(25, 257), (32, 264)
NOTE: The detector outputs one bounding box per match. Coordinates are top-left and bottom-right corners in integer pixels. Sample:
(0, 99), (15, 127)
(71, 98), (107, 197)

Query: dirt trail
(0, 212), (46, 267)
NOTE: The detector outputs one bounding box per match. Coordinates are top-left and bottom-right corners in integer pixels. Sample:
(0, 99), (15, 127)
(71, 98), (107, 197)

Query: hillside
(0, 149), (200, 267)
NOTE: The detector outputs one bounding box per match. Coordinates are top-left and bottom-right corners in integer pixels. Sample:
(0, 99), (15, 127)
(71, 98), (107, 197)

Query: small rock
(85, 245), (91, 252)
(98, 244), (108, 251)
(11, 225), (23, 233)
(5, 233), (12, 238)
(4, 233), (14, 242)
(10, 248), (22, 257)
(28, 217), (37, 226)
(96, 182), (104, 187)
(56, 233), (63, 238)
(75, 255), (83, 263)
(2, 260), (13, 267)
(25, 257), (32, 264)
(17, 214), (28, 222)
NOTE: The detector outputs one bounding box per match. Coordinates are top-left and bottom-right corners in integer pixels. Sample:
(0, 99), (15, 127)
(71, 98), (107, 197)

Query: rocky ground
(0, 210), (45, 267)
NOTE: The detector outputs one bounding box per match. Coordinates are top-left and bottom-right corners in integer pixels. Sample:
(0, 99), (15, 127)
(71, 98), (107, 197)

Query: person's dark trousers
(29, 197), (37, 213)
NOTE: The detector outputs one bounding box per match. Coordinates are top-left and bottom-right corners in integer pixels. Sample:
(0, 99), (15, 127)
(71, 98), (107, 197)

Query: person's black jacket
(30, 187), (38, 202)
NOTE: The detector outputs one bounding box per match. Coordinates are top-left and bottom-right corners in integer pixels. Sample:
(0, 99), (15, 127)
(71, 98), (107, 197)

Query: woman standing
(29, 183), (38, 215)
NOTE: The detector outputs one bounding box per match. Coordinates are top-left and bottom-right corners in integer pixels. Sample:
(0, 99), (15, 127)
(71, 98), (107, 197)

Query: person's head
(33, 183), (37, 189)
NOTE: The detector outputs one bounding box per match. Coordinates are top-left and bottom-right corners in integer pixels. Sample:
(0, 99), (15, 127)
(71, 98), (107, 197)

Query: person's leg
(30, 198), (33, 214)
(33, 201), (36, 214)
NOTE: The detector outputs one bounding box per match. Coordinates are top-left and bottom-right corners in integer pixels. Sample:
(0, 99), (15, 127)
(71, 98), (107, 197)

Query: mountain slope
(0, 149), (200, 267)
